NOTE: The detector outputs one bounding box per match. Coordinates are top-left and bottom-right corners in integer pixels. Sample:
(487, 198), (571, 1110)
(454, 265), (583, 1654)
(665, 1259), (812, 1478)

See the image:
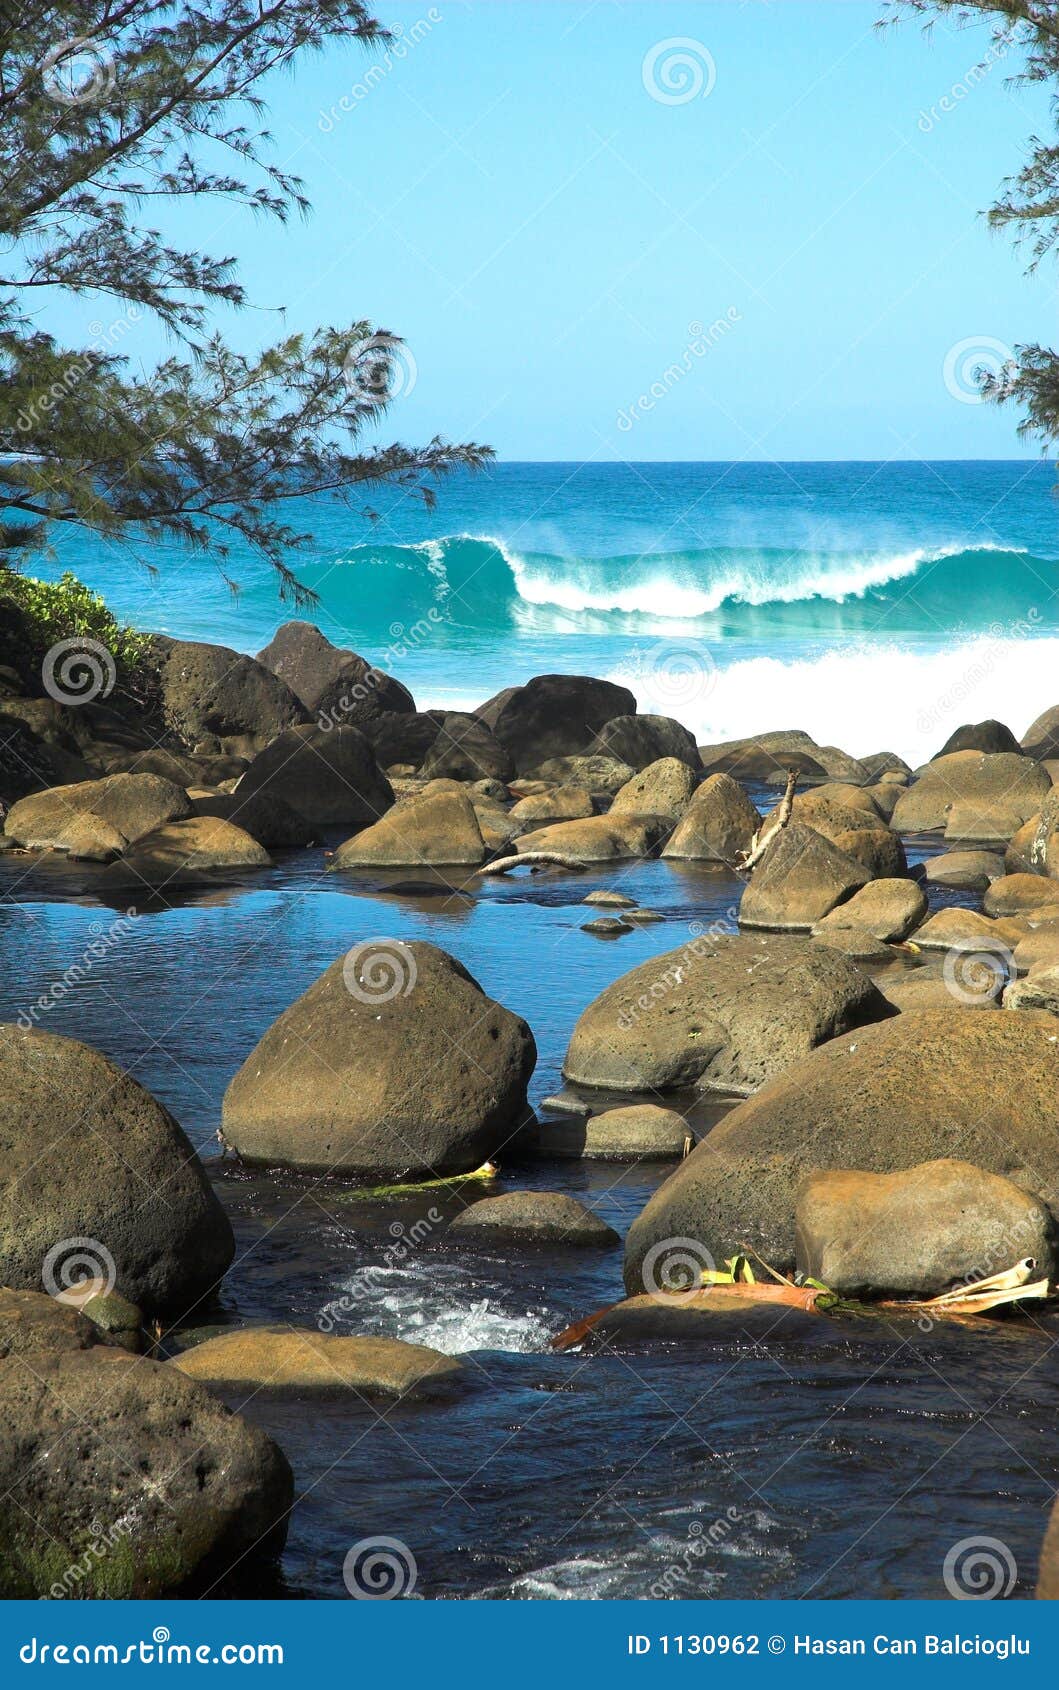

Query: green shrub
(0, 568), (153, 682)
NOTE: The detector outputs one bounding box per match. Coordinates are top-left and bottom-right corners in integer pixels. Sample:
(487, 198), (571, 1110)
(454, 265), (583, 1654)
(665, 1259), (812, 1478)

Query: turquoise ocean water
(39, 459), (1059, 763)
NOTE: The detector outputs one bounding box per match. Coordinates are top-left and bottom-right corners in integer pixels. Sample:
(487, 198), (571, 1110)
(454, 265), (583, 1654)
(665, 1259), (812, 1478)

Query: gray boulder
(153, 636), (308, 755)
(0, 1026), (233, 1317)
(0, 1351), (291, 1596)
(563, 931), (890, 1096)
(331, 787), (486, 867)
(738, 822), (871, 931)
(235, 724), (393, 828)
(221, 942), (535, 1177)
(591, 714), (700, 771)
(623, 1010), (1059, 1286)
(795, 1158), (1054, 1296)
(609, 757), (697, 821)
(4, 772), (191, 853)
(482, 675), (636, 775)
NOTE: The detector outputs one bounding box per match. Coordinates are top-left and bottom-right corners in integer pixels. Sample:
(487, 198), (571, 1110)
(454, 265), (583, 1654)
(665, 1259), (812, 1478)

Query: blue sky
(73, 1), (1059, 460)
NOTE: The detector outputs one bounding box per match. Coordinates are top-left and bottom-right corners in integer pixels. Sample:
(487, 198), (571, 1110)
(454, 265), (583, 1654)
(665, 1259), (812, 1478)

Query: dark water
(2, 810), (1056, 1602)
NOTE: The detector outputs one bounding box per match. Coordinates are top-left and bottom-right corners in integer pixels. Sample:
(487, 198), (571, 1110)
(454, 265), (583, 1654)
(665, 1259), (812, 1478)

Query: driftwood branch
(476, 851), (588, 876)
(735, 768), (797, 873)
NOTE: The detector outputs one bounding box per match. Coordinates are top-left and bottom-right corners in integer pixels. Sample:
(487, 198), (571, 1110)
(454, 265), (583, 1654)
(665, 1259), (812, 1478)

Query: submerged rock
(795, 1159), (1054, 1296)
(103, 816), (270, 885)
(449, 1191), (618, 1247)
(221, 941), (535, 1177)
(563, 931), (890, 1096)
(622, 1010), (1059, 1284)
(173, 1328), (462, 1398)
(534, 1105), (689, 1161)
(0, 1351), (292, 1597)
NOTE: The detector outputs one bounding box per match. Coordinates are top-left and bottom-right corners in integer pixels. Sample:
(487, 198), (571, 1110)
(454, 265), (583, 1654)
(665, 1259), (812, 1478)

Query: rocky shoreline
(4, 614), (1059, 1597)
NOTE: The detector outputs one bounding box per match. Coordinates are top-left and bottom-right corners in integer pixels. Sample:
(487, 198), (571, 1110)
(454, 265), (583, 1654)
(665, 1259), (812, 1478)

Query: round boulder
(449, 1191), (618, 1247)
(623, 1010), (1059, 1287)
(738, 822), (871, 931)
(221, 941), (536, 1177)
(591, 714), (700, 771)
(0, 1026), (233, 1318)
(331, 787), (486, 868)
(563, 931), (891, 1096)
(609, 757), (697, 821)
(0, 1351), (292, 1597)
(235, 724), (393, 829)
(812, 877), (927, 942)
(662, 772), (761, 863)
(483, 675), (636, 775)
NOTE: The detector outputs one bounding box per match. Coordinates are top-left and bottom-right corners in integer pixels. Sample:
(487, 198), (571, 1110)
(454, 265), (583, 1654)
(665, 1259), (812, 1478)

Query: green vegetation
(1, 570), (150, 679)
(0, 4), (492, 601)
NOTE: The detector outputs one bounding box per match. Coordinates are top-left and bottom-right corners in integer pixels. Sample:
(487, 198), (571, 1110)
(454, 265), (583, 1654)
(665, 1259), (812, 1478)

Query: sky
(60, 0), (1059, 461)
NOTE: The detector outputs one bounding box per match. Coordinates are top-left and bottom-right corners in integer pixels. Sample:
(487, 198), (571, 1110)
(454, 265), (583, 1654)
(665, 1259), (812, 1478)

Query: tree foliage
(0, 3), (492, 601)
(888, 1), (1059, 447)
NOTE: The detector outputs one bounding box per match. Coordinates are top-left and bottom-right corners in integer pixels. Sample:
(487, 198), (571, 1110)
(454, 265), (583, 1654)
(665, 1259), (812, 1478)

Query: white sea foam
(325, 1264), (555, 1356)
(610, 634), (1059, 765)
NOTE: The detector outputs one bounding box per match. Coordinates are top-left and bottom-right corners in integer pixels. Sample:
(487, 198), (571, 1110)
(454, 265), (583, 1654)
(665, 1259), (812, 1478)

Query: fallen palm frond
(550, 1258), (1052, 1350)
(334, 1161), (499, 1201)
(882, 1257), (1049, 1318)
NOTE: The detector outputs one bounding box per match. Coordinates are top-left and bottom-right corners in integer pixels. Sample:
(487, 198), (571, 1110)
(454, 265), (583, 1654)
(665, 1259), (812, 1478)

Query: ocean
(44, 458), (1059, 764)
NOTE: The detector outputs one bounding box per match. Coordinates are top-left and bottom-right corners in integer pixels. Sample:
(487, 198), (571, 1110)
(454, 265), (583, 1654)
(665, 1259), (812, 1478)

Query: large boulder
(662, 772), (761, 863)
(984, 874), (1059, 917)
(563, 931), (890, 1097)
(1005, 795), (1059, 877)
(0, 1026), (234, 1317)
(331, 787), (486, 868)
(924, 850), (1006, 891)
(174, 1328), (461, 1399)
(235, 724), (393, 829)
(314, 659), (416, 730)
(514, 813), (669, 862)
(153, 637), (308, 755)
(933, 720), (1021, 758)
(623, 1010), (1059, 1286)
(891, 751), (1050, 839)
(591, 714), (700, 772)
(509, 785), (595, 824)
(609, 757), (697, 821)
(191, 787), (314, 848)
(221, 942), (536, 1177)
(738, 822), (871, 931)
(0, 1351), (291, 1596)
(448, 1191), (618, 1248)
(4, 772), (191, 852)
(361, 710), (442, 771)
(1021, 703), (1059, 761)
(698, 730), (868, 785)
(794, 1159), (1055, 1296)
(418, 712), (513, 782)
(812, 877), (927, 943)
(256, 620), (413, 718)
(102, 816), (270, 886)
(530, 754), (635, 793)
(481, 675), (636, 775)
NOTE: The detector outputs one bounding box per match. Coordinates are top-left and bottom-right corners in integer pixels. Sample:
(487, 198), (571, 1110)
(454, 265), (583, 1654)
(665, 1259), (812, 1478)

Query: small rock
(583, 890), (637, 907)
(581, 916), (633, 936)
(534, 1105), (689, 1161)
(173, 1328), (462, 1398)
(449, 1191), (619, 1248)
(924, 849), (1006, 890)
